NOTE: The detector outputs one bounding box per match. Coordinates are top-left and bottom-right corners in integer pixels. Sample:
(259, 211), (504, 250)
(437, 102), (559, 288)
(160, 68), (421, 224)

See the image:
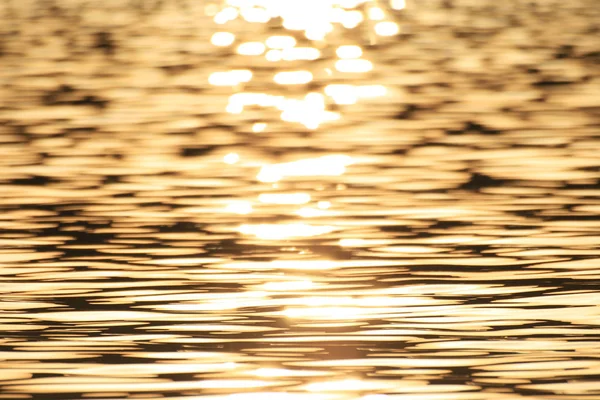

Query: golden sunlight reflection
(296, 207), (329, 218)
(208, 70), (253, 86)
(339, 238), (367, 247)
(214, 7), (239, 24)
(274, 71), (314, 85)
(236, 42), (267, 56)
(257, 155), (354, 182)
(281, 47), (321, 61)
(225, 201), (253, 215)
(251, 367), (325, 378)
(259, 193), (311, 205)
(325, 84), (386, 105)
(209, 0), (398, 128)
(260, 279), (314, 291)
(305, 378), (397, 392)
(240, 6), (271, 23)
(336, 45), (363, 59)
(211, 31), (236, 47)
(5, 1), (599, 400)
(335, 59), (373, 73)
(239, 223), (337, 240)
(391, 0), (406, 9)
(368, 7), (386, 21)
(375, 21), (400, 36)
(252, 122), (267, 132)
(223, 152), (240, 164)
(219, 260), (337, 271)
(318, 201), (332, 209)
(266, 35), (297, 49)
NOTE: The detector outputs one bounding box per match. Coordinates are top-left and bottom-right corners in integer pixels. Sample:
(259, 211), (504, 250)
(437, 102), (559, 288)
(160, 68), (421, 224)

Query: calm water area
(1, 0), (599, 399)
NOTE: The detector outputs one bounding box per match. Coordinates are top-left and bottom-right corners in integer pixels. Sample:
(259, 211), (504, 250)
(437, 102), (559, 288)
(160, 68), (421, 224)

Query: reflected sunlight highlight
(259, 193), (311, 205)
(239, 223), (337, 239)
(210, 0), (400, 128)
(257, 155), (354, 183)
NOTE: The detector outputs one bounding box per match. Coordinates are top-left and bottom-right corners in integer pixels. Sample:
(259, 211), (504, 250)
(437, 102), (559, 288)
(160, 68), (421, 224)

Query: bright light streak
(257, 155), (354, 183)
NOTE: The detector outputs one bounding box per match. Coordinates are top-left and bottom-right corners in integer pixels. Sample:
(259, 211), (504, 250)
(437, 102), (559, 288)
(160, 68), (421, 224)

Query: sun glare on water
(208, 0), (402, 129)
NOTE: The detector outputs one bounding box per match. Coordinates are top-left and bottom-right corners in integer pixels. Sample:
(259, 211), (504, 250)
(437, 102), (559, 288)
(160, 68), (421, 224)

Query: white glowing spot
(226, 103), (243, 114)
(305, 30), (325, 41)
(223, 152), (240, 164)
(375, 21), (399, 36)
(265, 49), (283, 61)
(257, 155), (354, 183)
(330, 7), (346, 23)
(214, 7), (238, 24)
(325, 84), (386, 104)
(368, 7), (385, 20)
(357, 84), (387, 98)
(209, 70), (252, 86)
(339, 238), (365, 247)
(282, 18), (305, 31)
(225, 201), (253, 215)
(274, 71), (313, 85)
(239, 223), (336, 239)
(336, 45), (363, 59)
(241, 6), (270, 23)
(211, 32), (235, 47)
(391, 0), (406, 10)
(266, 35), (297, 49)
(258, 193), (311, 205)
(335, 59), (373, 73)
(256, 168), (281, 183)
(325, 84), (358, 105)
(317, 201), (331, 209)
(252, 123), (267, 133)
(341, 10), (363, 28)
(282, 47), (321, 61)
(278, 93), (338, 129)
(237, 42), (266, 56)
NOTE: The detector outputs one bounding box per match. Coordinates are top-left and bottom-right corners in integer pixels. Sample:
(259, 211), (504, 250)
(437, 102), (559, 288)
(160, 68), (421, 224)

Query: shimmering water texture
(1, 0), (600, 399)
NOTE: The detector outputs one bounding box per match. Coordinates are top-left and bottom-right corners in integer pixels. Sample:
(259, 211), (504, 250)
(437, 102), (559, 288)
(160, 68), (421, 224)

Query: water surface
(1, 0), (600, 399)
